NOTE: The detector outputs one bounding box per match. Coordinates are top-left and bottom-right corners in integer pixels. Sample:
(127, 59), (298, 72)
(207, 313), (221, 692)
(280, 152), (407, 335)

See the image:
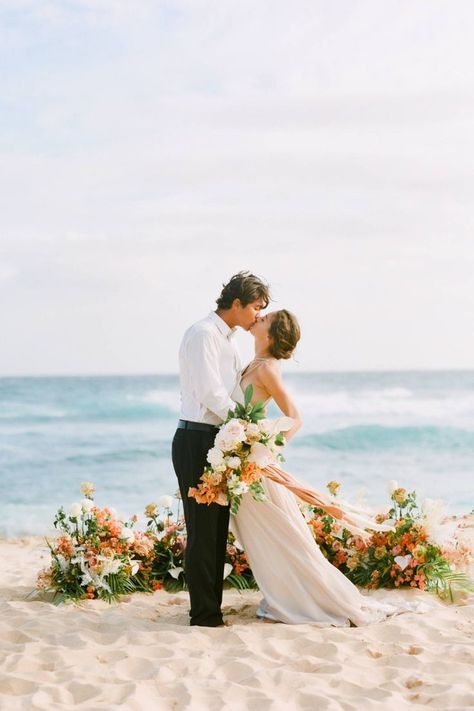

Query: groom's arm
(185, 329), (235, 422)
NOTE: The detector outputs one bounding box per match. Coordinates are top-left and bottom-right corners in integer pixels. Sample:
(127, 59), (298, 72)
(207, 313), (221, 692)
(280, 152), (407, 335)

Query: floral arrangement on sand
(37, 486), (257, 602)
(189, 385), (292, 513)
(36, 483), (155, 602)
(304, 481), (474, 600)
(36, 480), (472, 604)
(143, 495), (257, 592)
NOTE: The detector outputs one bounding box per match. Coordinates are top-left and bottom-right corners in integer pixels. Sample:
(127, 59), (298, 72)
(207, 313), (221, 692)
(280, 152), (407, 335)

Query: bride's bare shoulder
(258, 358), (281, 381)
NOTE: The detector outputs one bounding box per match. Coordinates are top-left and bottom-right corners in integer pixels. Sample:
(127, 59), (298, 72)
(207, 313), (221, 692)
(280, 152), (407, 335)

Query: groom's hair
(216, 271), (271, 310)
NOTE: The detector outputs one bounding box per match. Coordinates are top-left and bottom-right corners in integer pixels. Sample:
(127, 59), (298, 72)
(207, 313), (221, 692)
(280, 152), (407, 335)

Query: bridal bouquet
(36, 483), (155, 602)
(188, 385), (293, 514)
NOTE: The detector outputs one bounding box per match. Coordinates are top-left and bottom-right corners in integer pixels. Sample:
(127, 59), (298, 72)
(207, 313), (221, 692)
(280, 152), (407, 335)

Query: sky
(1, 0), (474, 375)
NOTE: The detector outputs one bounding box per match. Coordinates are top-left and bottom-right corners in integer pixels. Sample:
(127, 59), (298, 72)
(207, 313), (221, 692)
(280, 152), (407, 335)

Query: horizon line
(1, 366), (474, 379)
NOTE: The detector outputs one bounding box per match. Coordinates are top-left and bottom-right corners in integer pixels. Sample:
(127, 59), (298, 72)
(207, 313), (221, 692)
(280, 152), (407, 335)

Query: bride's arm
(258, 361), (302, 441)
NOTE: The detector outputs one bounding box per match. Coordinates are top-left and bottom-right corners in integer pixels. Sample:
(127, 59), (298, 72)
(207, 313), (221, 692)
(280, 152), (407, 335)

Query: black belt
(177, 419), (219, 432)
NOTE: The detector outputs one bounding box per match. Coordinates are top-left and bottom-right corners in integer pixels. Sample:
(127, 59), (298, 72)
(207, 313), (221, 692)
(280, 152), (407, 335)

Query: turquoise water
(0, 372), (473, 537)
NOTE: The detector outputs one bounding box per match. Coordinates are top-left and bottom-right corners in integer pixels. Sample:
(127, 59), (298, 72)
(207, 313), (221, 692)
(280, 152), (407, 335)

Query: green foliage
(231, 384), (266, 423)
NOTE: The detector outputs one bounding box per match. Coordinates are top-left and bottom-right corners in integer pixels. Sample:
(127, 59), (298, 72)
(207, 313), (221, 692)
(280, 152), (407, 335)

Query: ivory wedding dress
(230, 365), (433, 626)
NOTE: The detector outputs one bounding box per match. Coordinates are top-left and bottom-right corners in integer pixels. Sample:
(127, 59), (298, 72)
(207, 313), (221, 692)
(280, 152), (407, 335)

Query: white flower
(131, 561), (140, 576)
(80, 481), (95, 497)
(222, 419), (246, 442)
(158, 495), (173, 509)
(223, 563), (233, 579)
(388, 480), (399, 495)
(228, 482), (248, 496)
(260, 417), (293, 437)
(81, 499), (94, 513)
(226, 456), (241, 470)
(248, 442), (273, 468)
(69, 502), (82, 518)
(120, 527), (135, 543)
(233, 539), (244, 551)
(227, 474), (248, 496)
(214, 431), (228, 451)
(245, 423), (260, 439)
(56, 554), (70, 572)
(207, 446), (225, 468)
(215, 419), (247, 451)
(99, 556), (123, 576)
(169, 566), (183, 579)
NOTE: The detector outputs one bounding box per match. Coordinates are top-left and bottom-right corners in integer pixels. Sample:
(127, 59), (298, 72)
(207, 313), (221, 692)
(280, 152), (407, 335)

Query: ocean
(1, 371), (473, 538)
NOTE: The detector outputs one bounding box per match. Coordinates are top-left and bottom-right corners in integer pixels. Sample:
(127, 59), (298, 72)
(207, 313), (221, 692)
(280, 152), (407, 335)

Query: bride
(231, 309), (431, 626)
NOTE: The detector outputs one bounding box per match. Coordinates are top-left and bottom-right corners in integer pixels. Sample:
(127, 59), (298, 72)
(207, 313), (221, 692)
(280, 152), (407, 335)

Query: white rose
(245, 423), (260, 439)
(226, 456), (241, 470)
(248, 442), (273, 468)
(214, 431), (229, 451)
(81, 499), (94, 513)
(207, 446), (225, 468)
(120, 527), (135, 542)
(222, 419), (246, 443)
(158, 495), (173, 509)
(69, 503), (82, 518)
(223, 563), (233, 579)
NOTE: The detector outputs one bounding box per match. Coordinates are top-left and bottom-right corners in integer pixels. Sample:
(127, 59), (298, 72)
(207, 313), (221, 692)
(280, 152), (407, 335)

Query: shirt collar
(208, 311), (238, 339)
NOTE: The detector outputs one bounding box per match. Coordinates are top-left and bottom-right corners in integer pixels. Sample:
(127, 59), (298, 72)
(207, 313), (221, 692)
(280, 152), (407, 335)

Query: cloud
(0, 0), (474, 373)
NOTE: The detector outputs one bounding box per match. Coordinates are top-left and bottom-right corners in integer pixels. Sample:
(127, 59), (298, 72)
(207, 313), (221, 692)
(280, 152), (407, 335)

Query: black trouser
(171, 427), (230, 627)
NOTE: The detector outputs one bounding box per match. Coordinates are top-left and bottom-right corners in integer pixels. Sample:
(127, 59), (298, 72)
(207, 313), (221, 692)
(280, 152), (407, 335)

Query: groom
(172, 271), (270, 627)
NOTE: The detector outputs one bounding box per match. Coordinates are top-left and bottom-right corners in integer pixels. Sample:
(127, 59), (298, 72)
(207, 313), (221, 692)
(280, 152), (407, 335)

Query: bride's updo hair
(268, 310), (301, 360)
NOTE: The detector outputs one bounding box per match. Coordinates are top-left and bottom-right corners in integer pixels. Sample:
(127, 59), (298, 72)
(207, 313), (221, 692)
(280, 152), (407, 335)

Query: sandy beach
(0, 535), (473, 711)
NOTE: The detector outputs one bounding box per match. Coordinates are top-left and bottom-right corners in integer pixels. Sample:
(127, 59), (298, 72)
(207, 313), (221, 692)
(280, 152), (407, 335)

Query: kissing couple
(172, 272), (428, 627)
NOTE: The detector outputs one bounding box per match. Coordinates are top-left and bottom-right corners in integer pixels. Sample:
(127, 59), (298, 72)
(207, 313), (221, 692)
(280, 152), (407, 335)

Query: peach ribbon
(264, 464), (394, 539)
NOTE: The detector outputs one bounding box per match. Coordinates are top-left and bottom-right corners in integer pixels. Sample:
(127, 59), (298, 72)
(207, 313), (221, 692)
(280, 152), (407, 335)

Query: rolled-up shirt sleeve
(185, 329), (236, 422)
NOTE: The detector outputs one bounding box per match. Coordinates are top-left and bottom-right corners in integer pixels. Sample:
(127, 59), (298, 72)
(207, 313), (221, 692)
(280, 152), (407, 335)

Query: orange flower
(55, 535), (75, 558)
(240, 462), (262, 485)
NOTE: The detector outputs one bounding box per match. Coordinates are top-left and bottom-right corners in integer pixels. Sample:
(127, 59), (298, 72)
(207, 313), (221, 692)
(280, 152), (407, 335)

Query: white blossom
(226, 456), (241, 470)
(69, 502), (82, 518)
(120, 527), (135, 543)
(248, 442), (273, 468)
(158, 495), (173, 509)
(169, 566), (183, 579)
(207, 446), (225, 468)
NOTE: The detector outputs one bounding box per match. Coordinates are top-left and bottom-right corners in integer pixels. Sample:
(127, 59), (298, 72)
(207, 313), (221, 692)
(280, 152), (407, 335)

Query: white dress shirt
(178, 311), (242, 425)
